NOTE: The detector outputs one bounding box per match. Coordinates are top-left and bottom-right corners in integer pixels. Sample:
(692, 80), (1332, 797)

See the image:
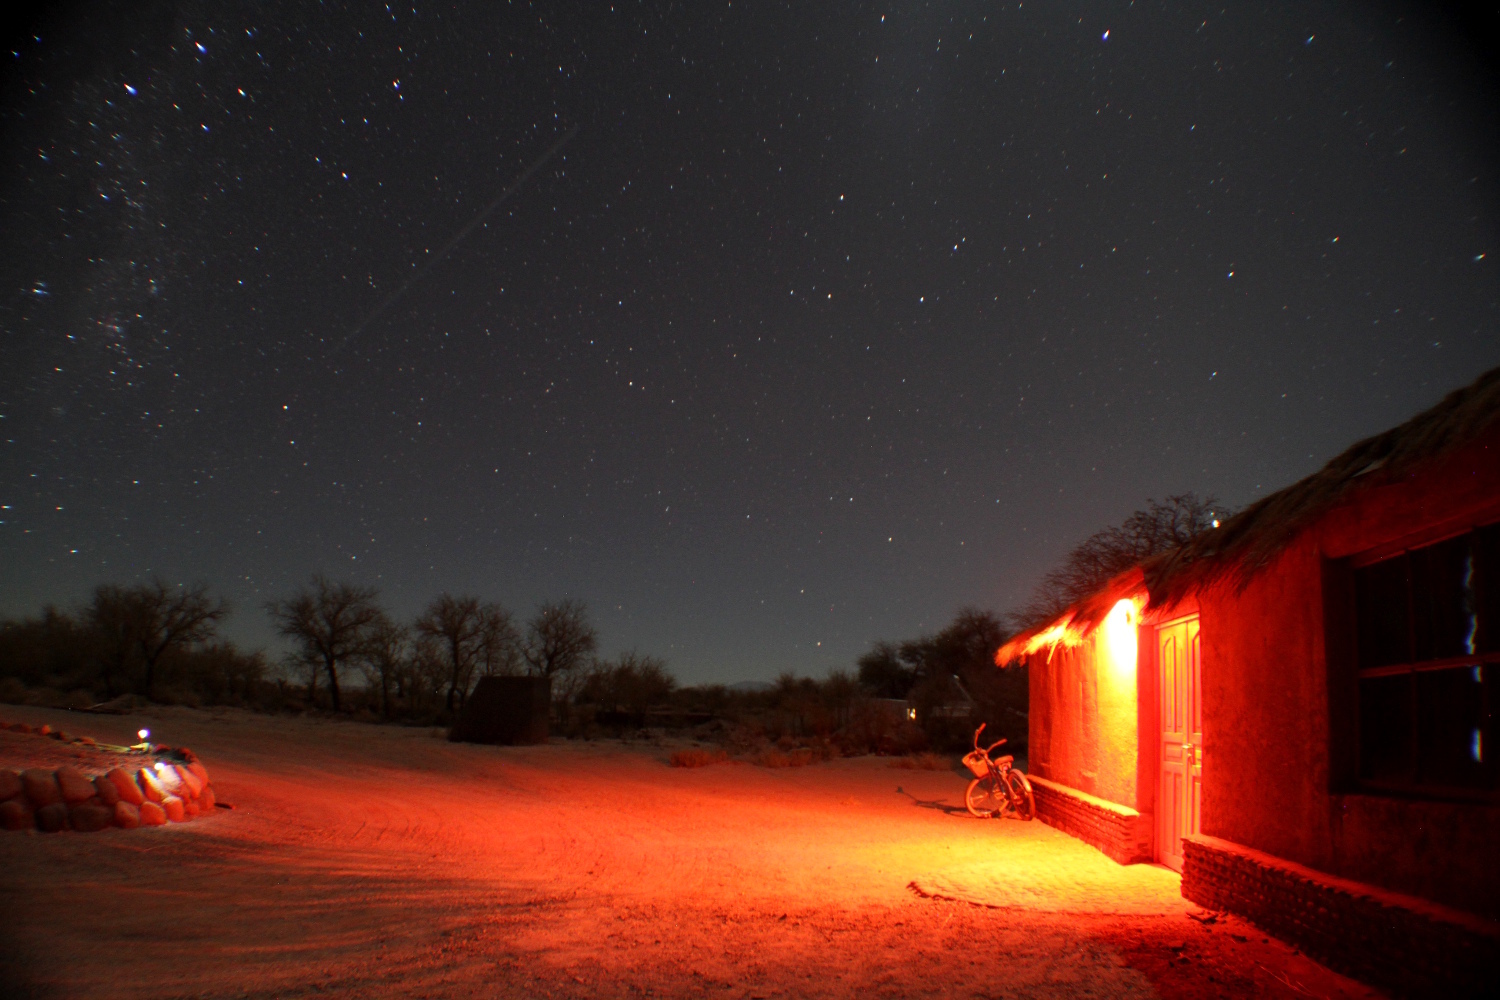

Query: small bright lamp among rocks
(0, 719), (216, 834)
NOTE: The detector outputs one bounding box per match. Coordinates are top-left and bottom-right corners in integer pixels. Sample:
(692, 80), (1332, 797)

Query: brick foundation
(1182, 834), (1500, 997)
(1028, 775), (1152, 864)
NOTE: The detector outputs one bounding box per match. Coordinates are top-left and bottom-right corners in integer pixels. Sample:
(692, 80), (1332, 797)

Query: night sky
(2, 2), (1497, 684)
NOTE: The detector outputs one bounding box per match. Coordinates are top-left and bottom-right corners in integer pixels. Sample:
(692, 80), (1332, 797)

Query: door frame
(1152, 610), (1202, 871)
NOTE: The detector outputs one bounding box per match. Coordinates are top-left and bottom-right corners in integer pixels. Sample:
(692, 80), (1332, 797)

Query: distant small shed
(450, 676), (551, 745)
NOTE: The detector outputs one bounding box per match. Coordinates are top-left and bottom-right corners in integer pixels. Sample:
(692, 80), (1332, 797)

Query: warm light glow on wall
(1101, 598), (1141, 677)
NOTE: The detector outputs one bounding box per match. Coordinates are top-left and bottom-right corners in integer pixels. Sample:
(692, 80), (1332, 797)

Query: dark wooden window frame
(1326, 511), (1500, 804)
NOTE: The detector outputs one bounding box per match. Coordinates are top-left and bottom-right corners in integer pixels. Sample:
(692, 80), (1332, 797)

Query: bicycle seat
(994, 754), (1014, 767)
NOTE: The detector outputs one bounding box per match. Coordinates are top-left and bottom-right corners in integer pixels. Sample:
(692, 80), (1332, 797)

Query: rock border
(0, 720), (215, 833)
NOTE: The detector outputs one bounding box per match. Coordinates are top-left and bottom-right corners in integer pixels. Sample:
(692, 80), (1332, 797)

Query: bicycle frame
(964, 723), (1034, 820)
(965, 723), (1009, 775)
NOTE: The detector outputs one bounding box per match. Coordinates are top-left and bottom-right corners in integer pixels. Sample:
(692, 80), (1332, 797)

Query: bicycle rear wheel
(1004, 770), (1035, 821)
(965, 776), (1006, 818)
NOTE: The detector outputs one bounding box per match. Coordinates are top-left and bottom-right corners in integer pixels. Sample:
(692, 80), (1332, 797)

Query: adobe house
(996, 367), (1500, 994)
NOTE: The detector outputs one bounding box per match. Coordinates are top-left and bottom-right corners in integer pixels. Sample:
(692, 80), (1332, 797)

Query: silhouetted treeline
(0, 573), (962, 755)
(2, 492), (1217, 753)
(0, 581), (265, 711)
(856, 608), (1028, 752)
(1013, 493), (1227, 629)
(0, 575), (613, 726)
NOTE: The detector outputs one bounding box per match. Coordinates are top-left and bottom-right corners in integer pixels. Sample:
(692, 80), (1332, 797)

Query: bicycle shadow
(894, 785), (970, 816)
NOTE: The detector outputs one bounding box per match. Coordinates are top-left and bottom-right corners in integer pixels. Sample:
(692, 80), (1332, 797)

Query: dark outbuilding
(450, 676), (552, 746)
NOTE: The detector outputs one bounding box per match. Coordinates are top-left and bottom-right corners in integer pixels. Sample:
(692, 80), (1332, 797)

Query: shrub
(750, 747), (817, 768)
(888, 752), (950, 770)
(669, 748), (730, 768)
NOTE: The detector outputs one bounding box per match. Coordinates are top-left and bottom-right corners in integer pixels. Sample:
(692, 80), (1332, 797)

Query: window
(1353, 522), (1499, 795)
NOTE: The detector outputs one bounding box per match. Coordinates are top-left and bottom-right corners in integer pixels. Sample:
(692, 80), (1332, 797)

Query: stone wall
(1182, 833), (1500, 997)
(0, 721), (215, 834)
(1029, 774), (1152, 864)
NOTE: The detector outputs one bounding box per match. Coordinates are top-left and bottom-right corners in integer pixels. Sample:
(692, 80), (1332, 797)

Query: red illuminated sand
(0, 705), (1380, 999)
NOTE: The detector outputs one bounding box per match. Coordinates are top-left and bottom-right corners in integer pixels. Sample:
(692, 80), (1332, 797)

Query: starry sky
(1, 2), (1497, 684)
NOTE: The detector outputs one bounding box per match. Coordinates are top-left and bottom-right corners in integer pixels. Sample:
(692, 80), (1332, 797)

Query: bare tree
(394, 633), (449, 717)
(267, 575), (383, 712)
(857, 640), (915, 699)
(476, 603), (522, 679)
(523, 599), (598, 679)
(580, 651), (674, 714)
(1016, 493), (1225, 628)
(359, 612), (408, 720)
(87, 580), (229, 697)
(88, 587), (140, 698)
(415, 594), (495, 714)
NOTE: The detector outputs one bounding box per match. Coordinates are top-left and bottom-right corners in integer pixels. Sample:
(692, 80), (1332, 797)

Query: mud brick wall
(1029, 775), (1152, 864)
(1182, 834), (1500, 997)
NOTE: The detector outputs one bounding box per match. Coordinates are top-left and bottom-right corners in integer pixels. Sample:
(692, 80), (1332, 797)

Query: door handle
(1181, 742), (1197, 765)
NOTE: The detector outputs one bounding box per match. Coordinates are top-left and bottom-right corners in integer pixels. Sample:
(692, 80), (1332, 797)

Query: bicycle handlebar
(972, 723), (1007, 754)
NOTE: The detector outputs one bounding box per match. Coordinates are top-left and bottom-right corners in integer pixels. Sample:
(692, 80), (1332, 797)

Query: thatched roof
(995, 365), (1500, 667)
(994, 567), (1146, 666)
(1146, 365), (1500, 607)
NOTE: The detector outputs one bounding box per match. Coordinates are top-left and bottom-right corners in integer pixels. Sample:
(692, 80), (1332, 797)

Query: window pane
(1359, 673), (1413, 783)
(1476, 523), (1500, 655)
(1410, 535), (1475, 661)
(1415, 664), (1494, 790)
(1356, 556), (1411, 669)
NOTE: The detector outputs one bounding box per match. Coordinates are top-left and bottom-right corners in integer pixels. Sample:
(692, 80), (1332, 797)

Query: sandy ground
(0, 704), (1382, 999)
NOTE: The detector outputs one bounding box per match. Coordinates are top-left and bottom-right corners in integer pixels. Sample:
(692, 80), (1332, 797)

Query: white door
(1156, 615), (1202, 871)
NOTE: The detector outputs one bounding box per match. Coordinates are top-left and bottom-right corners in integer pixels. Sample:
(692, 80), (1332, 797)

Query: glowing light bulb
(138, 729), (150, 740)
(1102, 598), (1140, 677)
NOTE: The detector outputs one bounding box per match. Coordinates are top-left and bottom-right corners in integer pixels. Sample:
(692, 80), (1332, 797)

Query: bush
(669, 748), (730, 768)
(749, 747), (818, 768)
(888, 752), (950, 771)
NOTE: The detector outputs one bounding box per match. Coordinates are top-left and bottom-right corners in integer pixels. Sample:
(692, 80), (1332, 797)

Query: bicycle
(962, 723), (1035, 820)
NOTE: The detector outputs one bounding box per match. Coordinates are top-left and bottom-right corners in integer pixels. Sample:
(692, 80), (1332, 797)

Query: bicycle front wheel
(1004, 770), (1035, 821)
(965, 776), (1006, 818)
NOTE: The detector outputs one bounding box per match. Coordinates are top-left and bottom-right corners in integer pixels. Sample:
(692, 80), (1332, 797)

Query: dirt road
(0, 705), (1379, 999)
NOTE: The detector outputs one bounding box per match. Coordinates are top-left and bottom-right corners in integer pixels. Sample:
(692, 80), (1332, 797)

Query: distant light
(124, 84), (137, 95)
(154, 762), (166, 771)
(1212, 519), (1220, 529)
(1102, 30), (1110, 40)
(907, 707), (917, 721)
(1472, 728), (1483, 763)
(138, 729), (150, 740)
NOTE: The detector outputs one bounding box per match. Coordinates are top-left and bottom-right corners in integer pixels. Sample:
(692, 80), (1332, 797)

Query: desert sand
(0, 703), (1379, 999)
